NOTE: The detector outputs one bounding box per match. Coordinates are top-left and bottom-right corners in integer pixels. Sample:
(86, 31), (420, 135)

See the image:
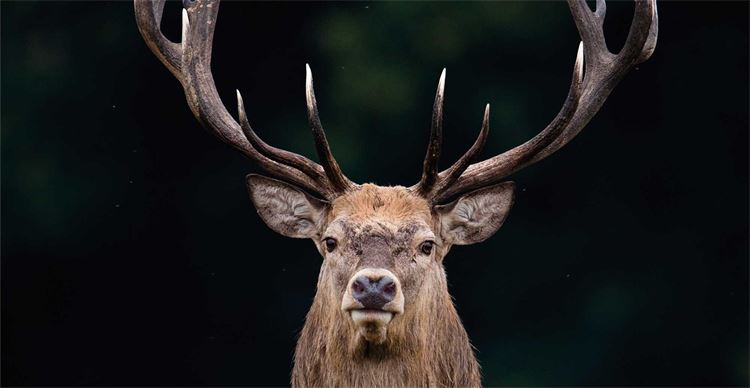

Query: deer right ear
(246, 174), (329, 239)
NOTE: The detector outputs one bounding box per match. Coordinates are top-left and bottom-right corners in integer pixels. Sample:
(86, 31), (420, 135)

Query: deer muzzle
(341, 268), (405, 343)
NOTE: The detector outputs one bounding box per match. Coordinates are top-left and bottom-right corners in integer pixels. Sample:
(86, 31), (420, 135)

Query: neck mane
(292, 267), (481, 387)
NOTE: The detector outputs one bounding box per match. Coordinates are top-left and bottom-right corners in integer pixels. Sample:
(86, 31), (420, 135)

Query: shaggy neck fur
(292, 262), (481, 387)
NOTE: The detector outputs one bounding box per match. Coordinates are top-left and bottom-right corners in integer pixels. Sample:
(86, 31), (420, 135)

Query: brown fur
(292, 185), (481, 387)
(329, 184), (432, 222)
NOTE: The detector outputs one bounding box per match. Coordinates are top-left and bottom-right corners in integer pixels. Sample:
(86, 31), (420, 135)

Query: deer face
(247, 176), (515, 344)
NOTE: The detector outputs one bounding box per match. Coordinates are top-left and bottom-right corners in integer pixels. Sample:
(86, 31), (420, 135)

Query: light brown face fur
(246, 175), (515, 387)
(316, 185), (441, 344)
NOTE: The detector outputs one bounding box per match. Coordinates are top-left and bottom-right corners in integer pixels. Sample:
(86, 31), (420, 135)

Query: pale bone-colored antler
(413, 0), (658, 202)
(134, 0), (356, 200)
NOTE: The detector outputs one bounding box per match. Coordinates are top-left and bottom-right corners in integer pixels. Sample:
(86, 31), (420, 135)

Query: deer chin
(350, 309), (394, 343)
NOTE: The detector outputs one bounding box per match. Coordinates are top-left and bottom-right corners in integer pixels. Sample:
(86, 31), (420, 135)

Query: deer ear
(245, 174), (329, 239)
(435, 182), (515, 245)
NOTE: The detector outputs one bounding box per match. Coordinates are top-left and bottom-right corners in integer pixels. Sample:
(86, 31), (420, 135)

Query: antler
(414, 69), (447, 196)
(413, 0), (658, 202)
(134, 0), (356, 200)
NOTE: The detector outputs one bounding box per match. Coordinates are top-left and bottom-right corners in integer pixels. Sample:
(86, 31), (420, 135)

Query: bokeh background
(2, 1), (747, 386)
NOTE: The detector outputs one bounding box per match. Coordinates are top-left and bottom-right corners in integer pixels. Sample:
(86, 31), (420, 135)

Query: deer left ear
(435, 182), (515, 245)
(245, 174), (329, 239)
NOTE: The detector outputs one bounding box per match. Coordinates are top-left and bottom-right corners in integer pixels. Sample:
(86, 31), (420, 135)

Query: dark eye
(324, 238), (337, 253)
(420, 241), (434, 255)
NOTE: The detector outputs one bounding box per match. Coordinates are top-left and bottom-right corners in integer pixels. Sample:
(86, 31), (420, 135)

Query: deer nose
(351, 275), (397, 310)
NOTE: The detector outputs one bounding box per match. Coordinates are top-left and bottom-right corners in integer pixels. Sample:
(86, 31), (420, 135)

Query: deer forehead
(325, 184), (435, 240)
(329, 184), (432, 221)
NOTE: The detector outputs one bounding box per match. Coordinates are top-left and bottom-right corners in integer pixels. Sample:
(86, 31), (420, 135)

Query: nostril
(351, 276), (368, 298)
(381, 279), (397, 300)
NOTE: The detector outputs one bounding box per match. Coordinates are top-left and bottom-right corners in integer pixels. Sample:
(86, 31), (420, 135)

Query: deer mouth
(350, 308), (394, 326)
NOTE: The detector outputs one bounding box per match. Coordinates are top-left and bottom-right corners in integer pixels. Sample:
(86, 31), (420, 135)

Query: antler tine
(618, 0), (658, 65)
(568, 0), (608, 67)
(569, 0), (656, 75)
(433, 0), (657, 202)
(426, 103), (490, 199)
(415, 69), (446, 196)
(134, 0), (182, 80)
(594, 0), (606, 19)
(635, 1), (659, 64)
(305, 64), (357, 194)
(236, 90), (326, 181)
(135, 0), (337, 199)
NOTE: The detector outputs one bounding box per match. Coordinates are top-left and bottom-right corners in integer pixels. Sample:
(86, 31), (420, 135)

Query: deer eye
(419, 241), (435, 255)
(324, 238), (337, 253)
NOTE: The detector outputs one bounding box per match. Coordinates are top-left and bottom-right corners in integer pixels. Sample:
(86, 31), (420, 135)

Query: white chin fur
(351, 310), (393, 326)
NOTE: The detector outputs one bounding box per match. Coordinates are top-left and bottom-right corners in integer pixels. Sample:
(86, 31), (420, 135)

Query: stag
(135, 0), (657, 386)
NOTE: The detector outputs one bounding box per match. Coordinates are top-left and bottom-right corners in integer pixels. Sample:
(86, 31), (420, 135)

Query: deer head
(135, 0), (657, 385)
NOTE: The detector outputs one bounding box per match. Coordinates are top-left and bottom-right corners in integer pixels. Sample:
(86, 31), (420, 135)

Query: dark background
(2, 1), (747, 386)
